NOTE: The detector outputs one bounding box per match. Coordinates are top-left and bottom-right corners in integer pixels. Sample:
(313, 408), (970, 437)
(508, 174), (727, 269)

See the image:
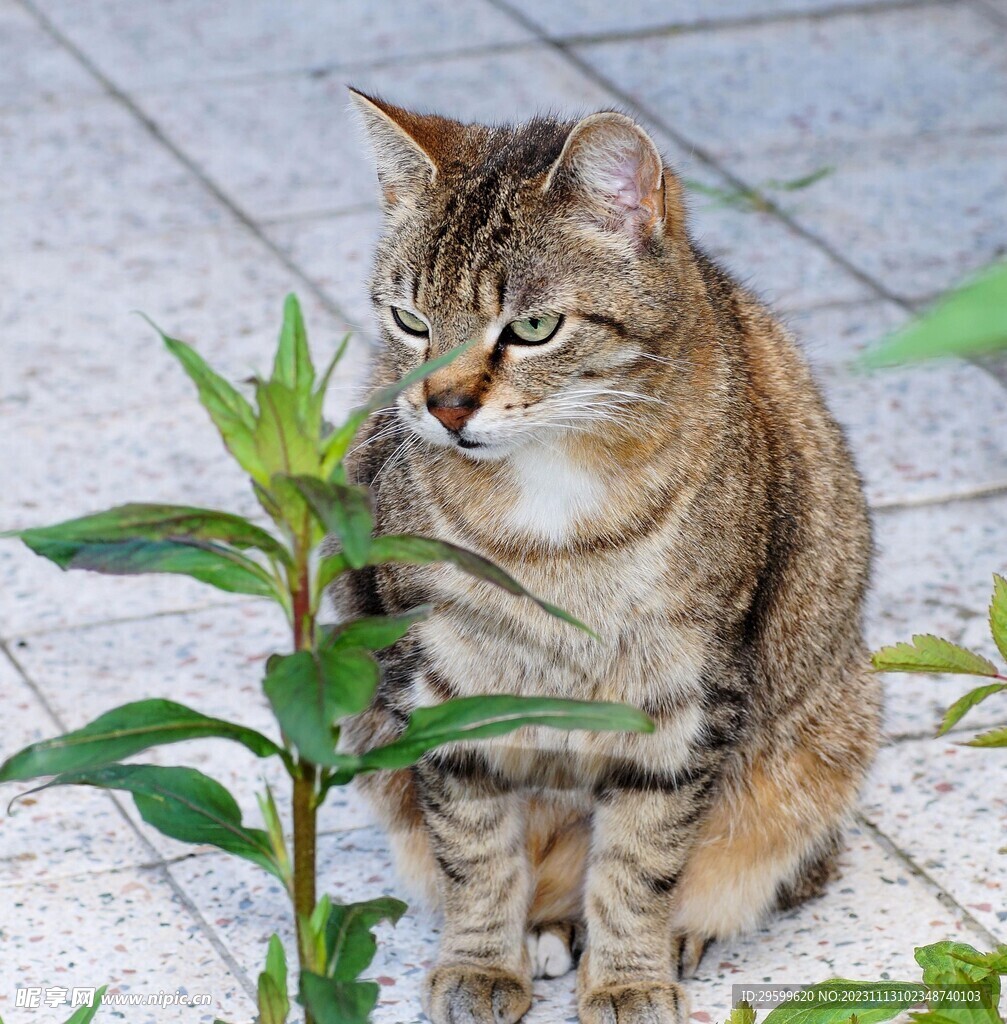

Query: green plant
(0, 295), (653, 1024)
(864, 260), (1007, 367)
(684, 166), (834, 212)
(729, 940), (1006, 1024)
(871, 574), (1007, 747)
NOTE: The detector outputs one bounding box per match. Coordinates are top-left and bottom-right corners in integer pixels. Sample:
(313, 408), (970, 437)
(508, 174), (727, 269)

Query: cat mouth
(456, 437), (485, 450)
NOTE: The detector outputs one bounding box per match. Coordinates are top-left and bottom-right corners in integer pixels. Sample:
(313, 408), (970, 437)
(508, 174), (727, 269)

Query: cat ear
(544, 112), (669, 242)
(349, 87), (459, 209)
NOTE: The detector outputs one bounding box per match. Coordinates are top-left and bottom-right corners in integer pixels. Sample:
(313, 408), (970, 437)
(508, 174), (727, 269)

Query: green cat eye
(506, 313), (563, 345)
(391, 306), (429, 337)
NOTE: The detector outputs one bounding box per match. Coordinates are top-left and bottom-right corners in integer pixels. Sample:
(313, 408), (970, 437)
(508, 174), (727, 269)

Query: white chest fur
(505, 443), (606, 545)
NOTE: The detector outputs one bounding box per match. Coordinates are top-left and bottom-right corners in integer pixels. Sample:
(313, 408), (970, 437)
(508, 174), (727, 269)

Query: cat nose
(427, 392), (477, 432)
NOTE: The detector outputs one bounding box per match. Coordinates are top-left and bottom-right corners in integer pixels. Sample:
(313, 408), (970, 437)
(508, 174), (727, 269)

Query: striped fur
(336, 91), (882, 1024)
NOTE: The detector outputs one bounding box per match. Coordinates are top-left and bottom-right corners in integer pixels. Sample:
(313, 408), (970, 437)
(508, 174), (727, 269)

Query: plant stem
(293, 764), (318, 1024)
(291, 548), (318, 1023)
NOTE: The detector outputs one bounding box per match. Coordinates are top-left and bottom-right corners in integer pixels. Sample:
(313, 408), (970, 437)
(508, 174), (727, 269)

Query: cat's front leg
(578, 767), (720, 1024)
(417, 750), (533, 1024)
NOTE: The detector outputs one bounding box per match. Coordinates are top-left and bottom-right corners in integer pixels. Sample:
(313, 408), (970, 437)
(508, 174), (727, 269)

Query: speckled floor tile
(0, 97), (227, 254)
(576, 5), (1007, 161)
(780, 303), (1007, 507)
(267, 208), (385, 341)
(136, 47), (625, 221)
(1, 222), (369, 424)
(0, 865), (254, 1023)
(35, 0), (533, 89)
(687, 199), (872, 312)
(10, 602), (374, 857)
(504, 0), (897, 39)
(869, 493), (1007, 738)
(0, 653), (154, 886)
(863, 739), (1007, 942)
(731, 133), (1007, 302)
(168, 823), (989, 1024)
(0, 1), (98, 109)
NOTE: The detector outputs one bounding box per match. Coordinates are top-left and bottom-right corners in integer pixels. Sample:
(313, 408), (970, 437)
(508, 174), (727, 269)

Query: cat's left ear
(349, 87), (459, 209)
(543, 112), (680, 244)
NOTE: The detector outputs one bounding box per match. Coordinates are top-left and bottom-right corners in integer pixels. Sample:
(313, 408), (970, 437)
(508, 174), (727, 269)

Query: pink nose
(427, 394), (477, 432)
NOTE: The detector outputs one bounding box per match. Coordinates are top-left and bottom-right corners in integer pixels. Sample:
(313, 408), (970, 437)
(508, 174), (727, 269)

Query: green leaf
(290, 476), (373, 569)
(308, 333), (351, 434)
(256, 787), (292, 884)
(254, 379), (321, 479)
(729, 1003), (757, 1024)
(264, 648), (380, 765)
(323, 606), (431, 652)
(156, 326), (264, 482)
(316, 552), (350, 591)
(871, 636), (999, 677)
(64, 986), (108, 1024)
(938, 684), (1007, 735)
(964, 727), (1007, 748)
(766, 166), (834, 191)
(0, 699), (281, 783)
(917, 942), (1002, 993)
(259, 936), (291, 1024)
(990, 574), (1007, 665)
(299, 973), (379, 1024)
(325, 897), (408, 981)
(2, 503), (289, 565)
(943, 945), (1007, 976)
(355, 695), (653, 773)
(273, 293), (315, 398)
(321, 341), (475, 471)
(863, 261), (1007, 367)
(27, 764), (281, 879)
(14, 529), (281, 600)
(265, 933), (290, 991)
(258, 974), (288, 1024)
(762, 980), (921, 1024)
(367, 534), (597, 636)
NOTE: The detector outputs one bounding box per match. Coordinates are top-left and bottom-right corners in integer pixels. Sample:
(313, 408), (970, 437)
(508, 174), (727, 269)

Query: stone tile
(0, 1), (98, 110)
(36, 0), (533, 89)
(0, 654), (154, 886)
(869, 494), (1007, 739)
(863, 738), (1007, 942)
(169, 823), (986, 1023)
(579, 5), (1007, 161)
(733, 134), (1007, 302)
(267, 209), (385, 342)
(11, 603), (374, 858)
(137, 47), (622, 221)
(506, 0), (896, 39)
(0, 865), (254, 1022)
(1, 223), (369, 425)
(785, 302), (1007, 507)
(0, 97), (227, 254)
(687, 199), (871, 312)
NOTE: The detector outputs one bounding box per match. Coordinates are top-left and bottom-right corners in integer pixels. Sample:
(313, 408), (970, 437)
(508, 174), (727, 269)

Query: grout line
(855, 813), (1004, 948)
(16, 0), (357, 338)
(871, 481), (1007, 514)
(558, 0), (952, 47)
(0, 637), (260, 1004)
(966, 0), (1007, 28)
(1, 597), (256, 642)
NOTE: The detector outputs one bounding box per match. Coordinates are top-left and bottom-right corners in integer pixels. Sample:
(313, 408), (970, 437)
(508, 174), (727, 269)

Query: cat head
(351, 88), (693, 463)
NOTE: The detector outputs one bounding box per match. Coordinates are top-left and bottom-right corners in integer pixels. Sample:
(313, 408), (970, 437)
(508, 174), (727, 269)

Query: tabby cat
(336, 88), (882, 1024)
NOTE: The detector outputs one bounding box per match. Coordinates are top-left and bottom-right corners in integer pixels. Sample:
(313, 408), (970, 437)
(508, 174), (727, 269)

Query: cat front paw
(579, 981), (688, 1024)
(423, 964), (532, 1024)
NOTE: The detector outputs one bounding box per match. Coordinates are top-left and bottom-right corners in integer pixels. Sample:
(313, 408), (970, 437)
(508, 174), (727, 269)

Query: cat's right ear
(349, 88), (456, 209)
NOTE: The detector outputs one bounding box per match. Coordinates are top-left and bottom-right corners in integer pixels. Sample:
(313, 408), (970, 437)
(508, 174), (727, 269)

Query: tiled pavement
(1, 0), (1006, 1020)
